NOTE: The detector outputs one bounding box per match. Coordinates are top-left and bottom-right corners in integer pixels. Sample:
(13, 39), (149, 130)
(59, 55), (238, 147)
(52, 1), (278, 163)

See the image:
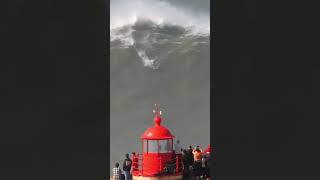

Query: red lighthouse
(132, 105), (183, 180)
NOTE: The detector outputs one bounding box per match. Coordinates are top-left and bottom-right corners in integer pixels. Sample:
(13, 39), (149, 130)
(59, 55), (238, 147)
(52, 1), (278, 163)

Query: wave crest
(110, 0), (209, 34)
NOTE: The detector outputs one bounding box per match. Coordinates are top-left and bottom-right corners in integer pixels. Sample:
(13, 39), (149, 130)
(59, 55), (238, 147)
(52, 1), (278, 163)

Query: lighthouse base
(132, 175), (183, 180)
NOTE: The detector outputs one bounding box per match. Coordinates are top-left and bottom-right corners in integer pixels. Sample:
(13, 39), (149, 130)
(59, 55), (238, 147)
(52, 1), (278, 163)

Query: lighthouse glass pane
(148, 140), (158, 153)
(159, 140), (170, 153)
(143, 140), (148, 152)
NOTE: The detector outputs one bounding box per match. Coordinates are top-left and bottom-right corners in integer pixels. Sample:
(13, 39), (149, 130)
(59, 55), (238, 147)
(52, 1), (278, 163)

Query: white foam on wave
(136, 50), (159, 69)
(110, 27), (134, 48)
(110, 0), (210, 35)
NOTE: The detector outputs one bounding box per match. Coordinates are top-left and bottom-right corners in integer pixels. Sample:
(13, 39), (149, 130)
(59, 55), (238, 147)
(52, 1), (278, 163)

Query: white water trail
(136, 49), (159, 69)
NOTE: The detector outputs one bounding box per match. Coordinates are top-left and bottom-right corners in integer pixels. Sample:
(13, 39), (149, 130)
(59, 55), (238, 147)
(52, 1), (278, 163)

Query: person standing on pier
(182, 149), (191, 179)
(112, 162), (122, 180)
(122, 154), (132, 180)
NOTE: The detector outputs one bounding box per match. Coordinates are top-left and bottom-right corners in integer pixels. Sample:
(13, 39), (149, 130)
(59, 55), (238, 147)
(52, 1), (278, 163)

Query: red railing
(131, 153), (183, 177)
(131, 154), (142, 176)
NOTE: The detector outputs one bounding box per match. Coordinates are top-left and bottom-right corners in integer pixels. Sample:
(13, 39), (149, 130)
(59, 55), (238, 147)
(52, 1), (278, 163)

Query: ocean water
(110, 0), (210, 174)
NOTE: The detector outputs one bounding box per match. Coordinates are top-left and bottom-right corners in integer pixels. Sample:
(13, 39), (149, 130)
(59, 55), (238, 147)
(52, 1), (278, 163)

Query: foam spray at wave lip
(110, 0), (210, 70)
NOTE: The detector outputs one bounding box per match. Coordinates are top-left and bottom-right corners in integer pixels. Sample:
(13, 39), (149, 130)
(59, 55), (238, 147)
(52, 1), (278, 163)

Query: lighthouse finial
(153, 104), (162, 126)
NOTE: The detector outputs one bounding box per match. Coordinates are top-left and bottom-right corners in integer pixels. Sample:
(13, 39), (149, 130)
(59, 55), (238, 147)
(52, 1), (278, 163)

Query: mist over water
(110, 0), (210, 174)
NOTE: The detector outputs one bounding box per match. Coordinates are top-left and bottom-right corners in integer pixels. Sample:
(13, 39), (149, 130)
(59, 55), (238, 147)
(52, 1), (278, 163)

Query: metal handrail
(132, 153), (183, 176)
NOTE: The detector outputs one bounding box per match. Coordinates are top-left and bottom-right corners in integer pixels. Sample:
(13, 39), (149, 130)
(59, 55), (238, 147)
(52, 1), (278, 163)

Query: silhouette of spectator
(182, 149), (191, 179)
(188, 145), (194, 165)
(122, 154), (132, 180)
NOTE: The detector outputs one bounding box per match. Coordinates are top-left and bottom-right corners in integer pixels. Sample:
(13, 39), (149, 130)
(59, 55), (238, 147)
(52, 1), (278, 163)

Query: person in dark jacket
(188, 145), (194, 165)
(122, 154), (132, 180)
(182, 149), (191, 179)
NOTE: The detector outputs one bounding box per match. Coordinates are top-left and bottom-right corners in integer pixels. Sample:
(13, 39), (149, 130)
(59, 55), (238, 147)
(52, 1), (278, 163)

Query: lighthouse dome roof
(141, 113), (174, 139)
(141, 125), (174, 139)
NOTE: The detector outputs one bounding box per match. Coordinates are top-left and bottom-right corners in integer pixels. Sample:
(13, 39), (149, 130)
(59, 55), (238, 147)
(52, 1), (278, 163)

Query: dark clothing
(164, 162), (175, 174)
(177, 154), (183, 172)
(202, 157), (209, 178)
(183, 149), (194, 177)
(182, 154), (189, 167)
(204, 167), (210, 178)
(193, 161), (202, 177)
(187, 149), (194, 165)
(123, 158), (132, 172)
(120, 173), (125, 180)
(182, 154), (191, 179)
(205, 154), (211, 178)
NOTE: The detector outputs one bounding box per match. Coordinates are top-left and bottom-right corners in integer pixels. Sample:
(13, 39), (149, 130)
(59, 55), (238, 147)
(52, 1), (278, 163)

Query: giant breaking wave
(110, 0), (210, 69)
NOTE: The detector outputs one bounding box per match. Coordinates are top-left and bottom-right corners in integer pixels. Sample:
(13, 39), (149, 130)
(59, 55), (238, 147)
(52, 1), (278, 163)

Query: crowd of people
(181, 144), (211, 180)
(112, 140), (212, 180)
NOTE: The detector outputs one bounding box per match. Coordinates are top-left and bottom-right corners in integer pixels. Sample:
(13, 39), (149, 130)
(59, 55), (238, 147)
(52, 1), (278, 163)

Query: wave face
(110, 0), (210, 174)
